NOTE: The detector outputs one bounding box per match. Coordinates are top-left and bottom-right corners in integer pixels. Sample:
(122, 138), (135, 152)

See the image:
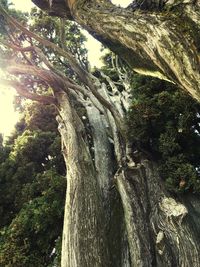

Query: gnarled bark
(32, 0), (200, 102)
(56, 91), (110, 267)
(53, 63), (200, 267)
(116, 159), (200, 266)
(56, 85), (200, 267)
(2, 4), (200, 266)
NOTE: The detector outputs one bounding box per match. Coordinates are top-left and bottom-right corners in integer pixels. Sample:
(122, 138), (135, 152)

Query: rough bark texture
(54, 82), (200, 267)
(32, 0), (200, 102)
(25, 1), (200, 266)
(55, 86), (134, 266)
(72, 0), (200, 101)
(116, 159), (200, 266)
(56, 91), (110, 267)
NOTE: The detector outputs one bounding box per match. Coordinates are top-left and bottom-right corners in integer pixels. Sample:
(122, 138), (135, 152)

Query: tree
(32, 0), (200, 103)
(0, 3), (200, 267)
(0, 101), (66, 266)
(126, 75), (200, 193)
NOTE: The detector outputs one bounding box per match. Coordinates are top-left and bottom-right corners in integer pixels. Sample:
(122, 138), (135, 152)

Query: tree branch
(1, 79), (56, 104)
(32, 0), (73, 19)
(0, 6), (125, 134)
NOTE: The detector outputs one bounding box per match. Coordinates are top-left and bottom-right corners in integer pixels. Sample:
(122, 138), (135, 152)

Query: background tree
(0, 101), (66, 267)
(0, 3), (200, 267)
(127, 75), (200, 193)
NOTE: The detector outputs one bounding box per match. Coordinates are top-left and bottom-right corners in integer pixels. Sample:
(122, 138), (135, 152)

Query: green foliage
(0, 0), (28, 35)
(0, 102), (65, 266)
(0, 6), (90, 262)
(25, 102), (58, 132)
(0, 170), (65, 267)
(29, 8), (88, 74)
(10, 130), (55, 164)
(0, 0), (10, 9)
(127, 75), (200, 193)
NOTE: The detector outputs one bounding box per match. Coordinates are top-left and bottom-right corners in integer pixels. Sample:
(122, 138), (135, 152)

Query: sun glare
(0, 0), (130, 137)
(0, 87), (20, 137)
(11, 0), (34, 12)
(111, 0), (132, 7)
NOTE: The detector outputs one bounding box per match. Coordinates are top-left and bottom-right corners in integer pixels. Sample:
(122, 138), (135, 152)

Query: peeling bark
(117, 159), (200, 266)
(3, 3), (200, 266)
(56, 91), (110, 267)
(33, 0), (200, 101)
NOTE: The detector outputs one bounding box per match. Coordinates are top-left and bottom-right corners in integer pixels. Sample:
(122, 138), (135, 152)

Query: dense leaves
(127, 76), (200, 193)
(29, 7), (88, 76)
(0, 102), (66, 267)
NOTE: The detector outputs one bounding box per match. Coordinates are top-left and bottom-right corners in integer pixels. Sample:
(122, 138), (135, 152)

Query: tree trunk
(56, 91), (110, 266)
(56, 89), (134, 266)
(54, 83), (200, 267)
(116, 159), (200, 266)
(33, 0), (200, 102)
(1, 1), (200, 265)
(28, 2), (200, 265)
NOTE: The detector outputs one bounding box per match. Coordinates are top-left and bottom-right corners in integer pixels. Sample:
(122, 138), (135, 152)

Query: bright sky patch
(0, 0), (131, 136)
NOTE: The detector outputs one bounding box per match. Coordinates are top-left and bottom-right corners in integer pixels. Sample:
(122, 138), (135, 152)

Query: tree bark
(55, 84), (135, 266)
(56, 91), (111, 267)
(32, 0), (200, 102)
(3, 3), (200, 265)
(116, 159), (200, 266)
(55, 83), (200, 267)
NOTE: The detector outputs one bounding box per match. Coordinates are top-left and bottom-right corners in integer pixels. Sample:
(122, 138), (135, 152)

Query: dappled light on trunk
(0, 1), (200, 266)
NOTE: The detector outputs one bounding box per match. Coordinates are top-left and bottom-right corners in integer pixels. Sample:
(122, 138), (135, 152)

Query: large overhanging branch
(31, 0), (198, 22)
(31, 0), (200, 103)
(65, 0), (196, 15)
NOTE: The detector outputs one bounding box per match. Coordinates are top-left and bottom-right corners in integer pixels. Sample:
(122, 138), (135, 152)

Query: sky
(12, 0), (132, 10)
(0, 0), (132, 137)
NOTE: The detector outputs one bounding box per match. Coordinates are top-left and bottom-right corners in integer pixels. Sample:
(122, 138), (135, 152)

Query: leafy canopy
(127, 75), (200, 193)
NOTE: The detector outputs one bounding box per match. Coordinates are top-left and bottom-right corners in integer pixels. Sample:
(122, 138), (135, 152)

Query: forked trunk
(1, 1), (200, 265)
(56, 89), (200, 267)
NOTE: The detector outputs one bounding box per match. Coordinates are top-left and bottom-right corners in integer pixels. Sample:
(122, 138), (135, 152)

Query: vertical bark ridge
(116, 158), (200, 266)
(56, 91), (110, 267)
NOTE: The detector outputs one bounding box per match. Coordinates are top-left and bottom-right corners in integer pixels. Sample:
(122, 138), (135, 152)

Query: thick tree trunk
(56, 89), (134, 266)
(2, 1), (200, 265)
(71, 0), (200, 101)
(56, 91), (110, 267)
(116, 159), (200, 266)
(33, 0), (200, 101)
(27, 2), (200, 265)
(55, 86), (200, 267)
